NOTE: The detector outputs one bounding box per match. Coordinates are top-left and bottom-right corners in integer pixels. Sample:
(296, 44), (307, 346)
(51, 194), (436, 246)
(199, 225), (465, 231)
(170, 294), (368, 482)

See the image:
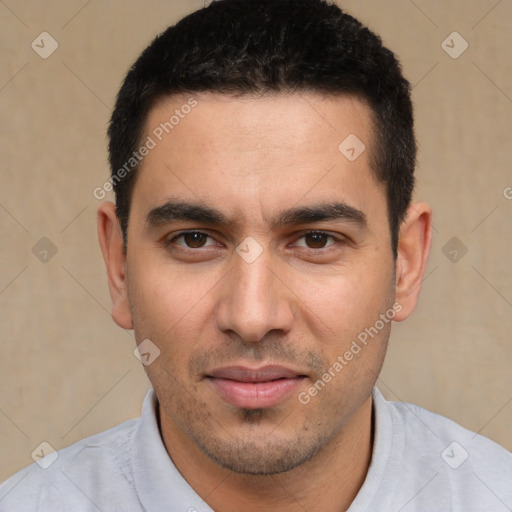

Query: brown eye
(168, 231), (217, 249)
(182, 232), (208, 248)
(292, 231), (337, 249)
(304, 232), (331, 248)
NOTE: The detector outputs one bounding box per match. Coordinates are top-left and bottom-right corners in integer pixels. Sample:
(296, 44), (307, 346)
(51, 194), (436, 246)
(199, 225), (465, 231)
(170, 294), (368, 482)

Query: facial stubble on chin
(190, 410), (330, 476)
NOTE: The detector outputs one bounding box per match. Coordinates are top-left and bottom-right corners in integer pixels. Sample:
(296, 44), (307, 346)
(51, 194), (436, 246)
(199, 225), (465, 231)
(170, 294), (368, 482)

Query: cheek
(127, 258), (223, 371)
(293, 264), (393, 346)
(127, 266), (203, 394)
(129, 259), (203, 326)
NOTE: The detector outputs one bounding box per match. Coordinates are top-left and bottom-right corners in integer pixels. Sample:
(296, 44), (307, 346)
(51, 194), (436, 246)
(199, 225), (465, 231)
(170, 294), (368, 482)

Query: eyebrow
(146, 200), (367, 230)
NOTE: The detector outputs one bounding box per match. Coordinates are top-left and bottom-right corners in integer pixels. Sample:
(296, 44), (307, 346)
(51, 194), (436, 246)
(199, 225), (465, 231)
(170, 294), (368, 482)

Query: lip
(207, 365), (306, 409)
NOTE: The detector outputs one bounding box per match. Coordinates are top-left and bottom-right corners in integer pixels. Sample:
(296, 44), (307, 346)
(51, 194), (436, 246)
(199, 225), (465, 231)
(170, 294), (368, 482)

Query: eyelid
(289, 230), (341, 249)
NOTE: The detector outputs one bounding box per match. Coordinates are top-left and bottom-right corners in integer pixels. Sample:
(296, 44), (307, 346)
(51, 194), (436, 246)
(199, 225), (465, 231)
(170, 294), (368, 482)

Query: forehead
(145, 91), (375, 157)
(133, 92), (385, 225)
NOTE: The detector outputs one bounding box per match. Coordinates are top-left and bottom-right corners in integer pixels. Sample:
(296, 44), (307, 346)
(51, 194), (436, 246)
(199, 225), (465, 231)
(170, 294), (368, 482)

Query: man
(1, 0), (510, 510)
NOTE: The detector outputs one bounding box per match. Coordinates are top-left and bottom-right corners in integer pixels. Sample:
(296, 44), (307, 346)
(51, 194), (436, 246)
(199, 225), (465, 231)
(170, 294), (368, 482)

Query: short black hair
(108, 0), (415, 257)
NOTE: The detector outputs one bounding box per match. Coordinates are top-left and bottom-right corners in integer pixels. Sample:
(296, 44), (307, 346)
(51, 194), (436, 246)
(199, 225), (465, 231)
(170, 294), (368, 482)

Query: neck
(160, 395), (374, 512)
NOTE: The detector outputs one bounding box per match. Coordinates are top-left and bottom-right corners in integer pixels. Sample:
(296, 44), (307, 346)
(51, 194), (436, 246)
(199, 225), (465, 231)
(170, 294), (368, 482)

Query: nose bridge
(236, 254), (275, 309)
(215, 247), (293, 342)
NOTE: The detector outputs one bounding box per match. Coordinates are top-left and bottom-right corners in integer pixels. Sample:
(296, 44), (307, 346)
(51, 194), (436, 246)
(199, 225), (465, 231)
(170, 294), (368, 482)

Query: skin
(98, 92), (432, 511)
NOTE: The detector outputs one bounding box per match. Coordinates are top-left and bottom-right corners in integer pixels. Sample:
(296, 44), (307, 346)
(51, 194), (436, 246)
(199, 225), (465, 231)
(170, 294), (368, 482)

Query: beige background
(1, 0), (511, 481)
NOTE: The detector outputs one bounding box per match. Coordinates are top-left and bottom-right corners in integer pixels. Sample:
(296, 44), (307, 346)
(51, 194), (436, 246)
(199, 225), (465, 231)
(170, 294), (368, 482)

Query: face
(120, 92), (400, 475)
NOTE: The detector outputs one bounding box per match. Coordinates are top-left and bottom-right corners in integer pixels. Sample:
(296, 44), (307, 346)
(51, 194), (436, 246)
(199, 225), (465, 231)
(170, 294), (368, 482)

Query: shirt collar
(346, 386), (405, 510)
(132, 389), (214, 512)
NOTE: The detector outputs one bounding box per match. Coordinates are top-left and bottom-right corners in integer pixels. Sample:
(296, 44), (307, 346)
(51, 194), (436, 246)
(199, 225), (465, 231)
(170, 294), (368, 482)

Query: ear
(97, 202), (133, 330)
(393, 202), (432, 322)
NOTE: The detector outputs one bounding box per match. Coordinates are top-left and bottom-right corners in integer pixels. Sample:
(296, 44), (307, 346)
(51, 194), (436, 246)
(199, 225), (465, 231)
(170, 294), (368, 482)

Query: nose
(215, 247), (294, 343)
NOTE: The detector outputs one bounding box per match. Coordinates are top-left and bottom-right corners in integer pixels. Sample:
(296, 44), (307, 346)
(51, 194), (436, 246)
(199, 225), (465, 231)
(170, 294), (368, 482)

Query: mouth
(206, 365), (307, 409)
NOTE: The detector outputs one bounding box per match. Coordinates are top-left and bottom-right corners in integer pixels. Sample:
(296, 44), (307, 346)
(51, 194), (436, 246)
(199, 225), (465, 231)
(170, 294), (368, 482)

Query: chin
(193, 430), (325, 476)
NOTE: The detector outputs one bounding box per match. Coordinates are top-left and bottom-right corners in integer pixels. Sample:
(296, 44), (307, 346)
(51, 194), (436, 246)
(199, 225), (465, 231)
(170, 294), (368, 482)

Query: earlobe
(97, 202), (134, 330)
(393, 202), (432, 322)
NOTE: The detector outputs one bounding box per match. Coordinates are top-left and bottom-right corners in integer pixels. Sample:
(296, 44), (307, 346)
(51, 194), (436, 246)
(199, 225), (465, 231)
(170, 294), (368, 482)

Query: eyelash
(165, 230), (342, 252)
